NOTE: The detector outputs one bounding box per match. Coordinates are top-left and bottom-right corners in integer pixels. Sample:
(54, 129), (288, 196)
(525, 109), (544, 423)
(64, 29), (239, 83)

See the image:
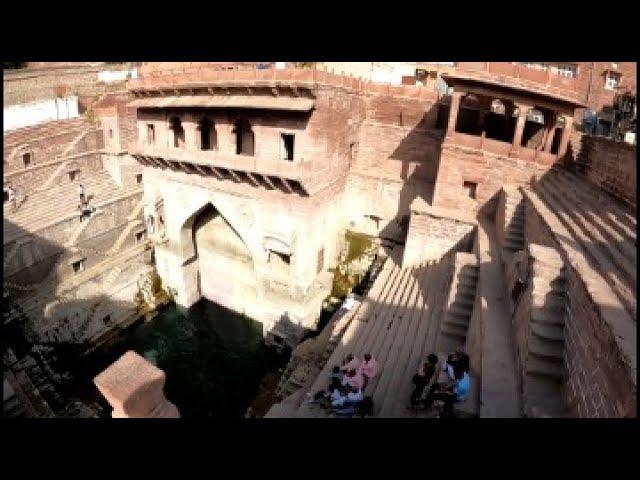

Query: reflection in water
(80, 299), (288, 418)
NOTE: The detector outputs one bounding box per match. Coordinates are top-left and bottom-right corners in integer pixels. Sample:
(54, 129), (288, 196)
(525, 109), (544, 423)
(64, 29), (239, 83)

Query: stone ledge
(410, 198), (477, 226)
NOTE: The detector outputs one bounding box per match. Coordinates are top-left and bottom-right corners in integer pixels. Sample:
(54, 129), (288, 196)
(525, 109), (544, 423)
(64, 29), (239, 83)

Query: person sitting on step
(442, 351), (470, 380)
(330, 365), (344, 385)
(329, 383), (347, 409)
(410, 353), (438, 409)
(424, 363), (470, 418)
(360, 353), (379, 389)
(342, 368), (365, 391)
(333, 385), (363, 416)
(340, 353), (361, 373)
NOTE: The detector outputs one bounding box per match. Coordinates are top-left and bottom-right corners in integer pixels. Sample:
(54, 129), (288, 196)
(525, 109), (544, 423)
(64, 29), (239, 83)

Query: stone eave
(442, 73), (587, 109)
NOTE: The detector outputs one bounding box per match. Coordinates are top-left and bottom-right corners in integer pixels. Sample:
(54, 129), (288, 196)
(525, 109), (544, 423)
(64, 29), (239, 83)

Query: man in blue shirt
(424, 363), (470, 417)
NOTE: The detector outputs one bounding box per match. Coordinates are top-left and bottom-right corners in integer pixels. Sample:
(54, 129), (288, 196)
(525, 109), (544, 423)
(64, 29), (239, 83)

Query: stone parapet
(94, 351), (180, 418)
(128, 66), (440, 103)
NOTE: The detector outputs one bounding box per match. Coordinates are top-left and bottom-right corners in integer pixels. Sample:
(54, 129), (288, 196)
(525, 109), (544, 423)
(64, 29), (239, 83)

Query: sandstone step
(525, 356), (565, 380)
(457, 282), (477, 295)
(530, 322), (564, 342)
(440, 322), (467, 339)
(449, 302), (474, 317)
(445, 312), (470, 329)
(539, 179), (636, 291)
(553, 167), (636, 233)
(542, 175), (637, 276)
(454, 289), (476, 304)
(531, 308), (565, 326)
(528, 335), (564, 362)
(462, 266), (479, 278)
(523, 374), (566, 417)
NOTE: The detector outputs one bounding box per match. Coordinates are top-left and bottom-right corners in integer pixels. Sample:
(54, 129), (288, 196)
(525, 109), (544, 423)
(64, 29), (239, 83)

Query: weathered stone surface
(93, 350), (180, 418)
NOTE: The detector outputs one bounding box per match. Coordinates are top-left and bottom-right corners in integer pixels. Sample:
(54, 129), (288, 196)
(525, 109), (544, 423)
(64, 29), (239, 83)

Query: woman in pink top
(343, 369), (365, 390)
(361, 353), (379, 388)
(341, 354), (362, 373)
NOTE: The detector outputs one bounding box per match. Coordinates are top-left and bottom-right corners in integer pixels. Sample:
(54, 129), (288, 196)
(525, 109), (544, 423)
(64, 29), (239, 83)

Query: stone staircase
(3, 379), (27, 418)
(294, 245), (457, 418)
(534, 166), (636, 318)
(502, 187), (526, 256)
(436, 252), (479, 353)
(4, 118), (92, 152)
(64, 209), (106, 247)
(3, 349), (56, 418)
(108, 199), (146, 254)
(521, 244), (568, 418)
(4, 170), (141, 244)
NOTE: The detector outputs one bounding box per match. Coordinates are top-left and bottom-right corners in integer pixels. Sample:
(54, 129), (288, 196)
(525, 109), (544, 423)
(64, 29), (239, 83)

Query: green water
(82, 300), (288, 418)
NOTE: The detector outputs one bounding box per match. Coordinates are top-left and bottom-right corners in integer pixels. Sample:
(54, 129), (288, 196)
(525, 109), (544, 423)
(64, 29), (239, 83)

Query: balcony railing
(450, 132), (557, 164)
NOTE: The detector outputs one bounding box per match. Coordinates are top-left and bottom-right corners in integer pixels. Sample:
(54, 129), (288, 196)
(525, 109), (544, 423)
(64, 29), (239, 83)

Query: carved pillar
(94, 351), (180, 418)
(510, 103), (530, 156)
(183, 119), (199, 151)
(544, 113), (558, 152)
(446, 91), (463, 138)
(557, 115), (574, 158)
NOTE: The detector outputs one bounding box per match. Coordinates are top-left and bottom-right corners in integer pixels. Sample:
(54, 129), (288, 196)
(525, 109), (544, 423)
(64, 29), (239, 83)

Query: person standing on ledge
(77, 183), (85, 204)
(6, 185), (17, 212)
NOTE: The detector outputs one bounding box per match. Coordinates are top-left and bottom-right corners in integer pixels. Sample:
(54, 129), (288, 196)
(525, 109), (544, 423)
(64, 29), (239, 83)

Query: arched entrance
(182, 203), (257, 314)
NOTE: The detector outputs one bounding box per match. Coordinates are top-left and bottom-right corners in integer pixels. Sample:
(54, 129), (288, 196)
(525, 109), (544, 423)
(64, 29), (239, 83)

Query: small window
(147, 124), (155, 144)
(350, 142), (358, 161)
(68, 170), (79, 182)
(463, 181), (477, 200)
(136, 174), (143, 184)
(102, 314), (111, 325)
(22, 152), (32, 168)
(605, 71), (621, 91)
(135, 230), (145, 243)
(281, 133), (295, 161)
(415, 69), (428, 83)
(72, 259), (85, 273)
(108, 129), (113, 139)
(3, 190), (9, 203)
(555, 64), (576, 78)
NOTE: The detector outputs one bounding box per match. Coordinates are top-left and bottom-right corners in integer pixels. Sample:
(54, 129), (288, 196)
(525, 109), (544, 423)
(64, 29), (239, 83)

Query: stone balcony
(448, 62), (584, 105)
(129, 143), (334, 196)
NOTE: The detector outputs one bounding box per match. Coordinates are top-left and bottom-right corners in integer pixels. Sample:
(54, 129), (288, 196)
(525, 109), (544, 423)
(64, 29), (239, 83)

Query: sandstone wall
(432, 143), (552, 214)
(3, 64), (128, 108)
(402, 206), (475, 267)
(577, 136), (636, 209)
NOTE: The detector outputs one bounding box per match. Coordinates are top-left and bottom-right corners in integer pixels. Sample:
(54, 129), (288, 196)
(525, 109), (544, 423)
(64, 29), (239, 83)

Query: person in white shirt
(77, 184), (85, 204)
(345, 386), (363, 405)
(6, 185), (16, 212)
(330, 387), (347, 408)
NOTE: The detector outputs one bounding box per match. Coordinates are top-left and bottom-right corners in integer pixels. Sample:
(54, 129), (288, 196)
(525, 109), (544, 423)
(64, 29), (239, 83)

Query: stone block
(93, 350), (180, 418)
